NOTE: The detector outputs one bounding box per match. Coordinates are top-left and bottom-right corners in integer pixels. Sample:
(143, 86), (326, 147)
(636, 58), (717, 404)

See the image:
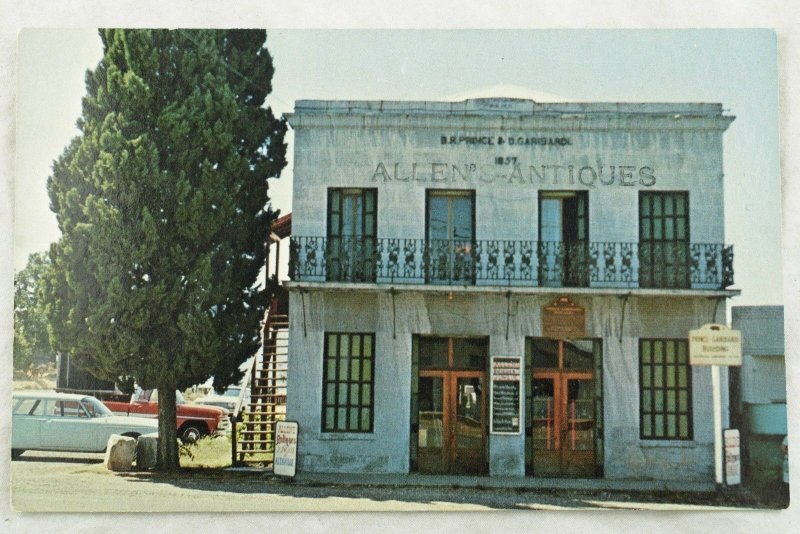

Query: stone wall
(289, 102), (729, 247)
(286, 288), (727, 480)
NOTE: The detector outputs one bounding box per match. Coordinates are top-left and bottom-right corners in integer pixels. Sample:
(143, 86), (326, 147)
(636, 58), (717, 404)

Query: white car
(195, 386), (251, 412)
(11, 390), (159, 458)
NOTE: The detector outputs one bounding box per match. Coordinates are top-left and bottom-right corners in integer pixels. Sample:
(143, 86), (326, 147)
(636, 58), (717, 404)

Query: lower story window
(322, 333), (374, 432)
(639, 339), (692, 440)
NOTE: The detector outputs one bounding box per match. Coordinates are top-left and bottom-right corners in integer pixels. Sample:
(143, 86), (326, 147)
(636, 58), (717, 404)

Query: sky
(15, 29), (782, 309)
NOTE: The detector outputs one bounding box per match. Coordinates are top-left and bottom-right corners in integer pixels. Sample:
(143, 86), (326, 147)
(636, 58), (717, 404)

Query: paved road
(10, 452), (597, 512)
(10, 451), (763, 513)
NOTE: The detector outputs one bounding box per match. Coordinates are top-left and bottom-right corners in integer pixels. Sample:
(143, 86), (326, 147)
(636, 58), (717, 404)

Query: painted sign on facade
(724, 428), (741, 486)
(689, 324), (742, 366)
(490, 356), (522, 435)
(370, 161), (657, 187)
(273, 421), (299, 477)
(542, 296), (586, 339)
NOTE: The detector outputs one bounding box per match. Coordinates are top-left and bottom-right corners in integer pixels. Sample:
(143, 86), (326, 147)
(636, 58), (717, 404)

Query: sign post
(711, 364), (723, 486)
(688, 324), (742, 487)
(490, 356), (522, 435)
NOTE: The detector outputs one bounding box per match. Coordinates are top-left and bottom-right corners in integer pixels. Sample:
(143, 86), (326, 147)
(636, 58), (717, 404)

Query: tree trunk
(156, 386), (180, 471)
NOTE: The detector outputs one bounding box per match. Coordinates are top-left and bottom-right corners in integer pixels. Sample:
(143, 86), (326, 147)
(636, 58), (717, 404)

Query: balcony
(289, 236), (734, 291)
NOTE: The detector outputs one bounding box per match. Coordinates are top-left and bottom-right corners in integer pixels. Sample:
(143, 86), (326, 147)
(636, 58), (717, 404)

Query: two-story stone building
(283, 98), (737, 482)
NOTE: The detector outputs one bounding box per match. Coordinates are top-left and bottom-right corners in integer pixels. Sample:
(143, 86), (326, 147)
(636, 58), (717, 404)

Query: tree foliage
(14, 252), (54, 370)
(42, 29), (287, 469)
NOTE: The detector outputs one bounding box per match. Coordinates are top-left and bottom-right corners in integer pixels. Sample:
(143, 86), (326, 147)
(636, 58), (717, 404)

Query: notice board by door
(490, 356), (522, 435)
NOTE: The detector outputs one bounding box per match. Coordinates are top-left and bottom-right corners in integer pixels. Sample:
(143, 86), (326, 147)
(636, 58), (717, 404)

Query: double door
(529, 338), (598, 477)
(531, 372), (595, 477)
(327, 188), (377, 282)
(417, 370), (487, 475)
(639, 191), (690, 288)
(426, 191), (475, 283)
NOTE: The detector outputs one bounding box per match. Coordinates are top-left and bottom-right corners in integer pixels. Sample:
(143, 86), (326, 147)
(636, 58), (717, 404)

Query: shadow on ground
(116, 469), (786, 510)
(12, 453), (787, 510)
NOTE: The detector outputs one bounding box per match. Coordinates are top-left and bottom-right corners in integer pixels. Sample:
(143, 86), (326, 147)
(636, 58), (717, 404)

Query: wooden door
(418, 370), (487, 474)
(531, 340), (597, 477)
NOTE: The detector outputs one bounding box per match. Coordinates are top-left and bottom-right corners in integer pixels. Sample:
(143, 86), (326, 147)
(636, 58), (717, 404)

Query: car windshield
(80, 396), (113, 418)
(223, 388), (241, 397)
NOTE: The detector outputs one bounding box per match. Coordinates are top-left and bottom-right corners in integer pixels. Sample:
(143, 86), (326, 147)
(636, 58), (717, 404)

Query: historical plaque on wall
(542, 296), (586, 339)
(490, 356), (522, 435)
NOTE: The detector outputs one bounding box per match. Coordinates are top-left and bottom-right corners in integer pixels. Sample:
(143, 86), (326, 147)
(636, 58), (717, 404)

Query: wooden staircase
(231, 306), (288, 467)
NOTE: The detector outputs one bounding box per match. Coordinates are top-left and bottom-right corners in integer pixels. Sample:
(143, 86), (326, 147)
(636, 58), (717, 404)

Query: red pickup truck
(104, 388), (230, 442)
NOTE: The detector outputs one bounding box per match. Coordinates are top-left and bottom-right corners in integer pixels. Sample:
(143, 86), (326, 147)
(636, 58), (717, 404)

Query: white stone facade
(284, 98), (737, 482)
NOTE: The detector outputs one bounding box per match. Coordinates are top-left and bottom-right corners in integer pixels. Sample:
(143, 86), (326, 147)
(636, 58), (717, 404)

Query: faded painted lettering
(370, 162), (658, 186)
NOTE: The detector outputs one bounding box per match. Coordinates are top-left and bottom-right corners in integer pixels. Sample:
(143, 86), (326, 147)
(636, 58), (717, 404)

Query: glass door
(426, 190), (475, 283)
(417, 371), (486, 474)
(452, 373), (485, 474)
(418, 375), (447, 473)
(414, 336), (488, 475)
(561, 375), (595, 476)
(538, 191), (589, 287)
(528, 338), (600, 477)
(531, 375), (559, 476)
(639, 191), (689, 288)
(327, 188), (377, 282)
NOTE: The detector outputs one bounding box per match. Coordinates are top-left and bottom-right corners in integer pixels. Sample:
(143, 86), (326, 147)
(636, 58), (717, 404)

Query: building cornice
(285, 113), (734, 132)
(285, 99), (735, 132)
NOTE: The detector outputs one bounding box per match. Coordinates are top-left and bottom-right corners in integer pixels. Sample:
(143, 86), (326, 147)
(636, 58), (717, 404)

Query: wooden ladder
(232, 308), (288, 467)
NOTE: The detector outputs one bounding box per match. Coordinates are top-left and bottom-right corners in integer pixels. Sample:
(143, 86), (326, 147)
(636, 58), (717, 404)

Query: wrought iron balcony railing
(289, 236), (734, 290)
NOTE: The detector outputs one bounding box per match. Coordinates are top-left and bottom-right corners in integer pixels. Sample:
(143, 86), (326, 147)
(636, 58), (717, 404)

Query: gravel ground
(7, 452), (796, 534)
(10, 452), (582, 512)
(9, 451), (778, 513)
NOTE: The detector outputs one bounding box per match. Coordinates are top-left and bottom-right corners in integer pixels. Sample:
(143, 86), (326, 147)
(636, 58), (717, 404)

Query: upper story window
(639, 192), (689, 289)
(426, 190), (475, 284)
(290, 184), (731, 290)
(538, 191), (589, 287)
(327, 188), (377, 282)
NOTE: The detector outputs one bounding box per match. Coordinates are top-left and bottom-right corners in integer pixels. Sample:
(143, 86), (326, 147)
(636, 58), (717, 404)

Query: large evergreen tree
(14, 252), (54, 370)
(42, 29), (286, 470)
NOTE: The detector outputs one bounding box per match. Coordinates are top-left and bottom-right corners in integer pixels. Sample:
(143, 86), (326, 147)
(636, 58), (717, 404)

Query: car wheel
(179, 423), (206, 443)
(11, 449), (24, 460)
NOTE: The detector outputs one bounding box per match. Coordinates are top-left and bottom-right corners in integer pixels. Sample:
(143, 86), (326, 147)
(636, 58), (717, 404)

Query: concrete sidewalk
(227, 468), (717, 493)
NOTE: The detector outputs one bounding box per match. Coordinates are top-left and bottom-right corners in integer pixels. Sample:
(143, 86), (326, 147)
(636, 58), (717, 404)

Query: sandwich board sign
(689, 324), (742, 366)
(273, 421), (299, 477)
